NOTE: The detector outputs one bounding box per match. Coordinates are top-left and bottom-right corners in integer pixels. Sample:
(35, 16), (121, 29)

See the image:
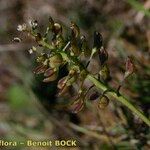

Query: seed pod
(89, 92), (99, 101)
(57, 76), (68, 89)
(49, 54), (63, 68)
(44, 68), (55, 77)
(98, 95), (109, 109)
(93, 31), (103, 49)
(33, 64), (47, 74)
(80, 36), (91, 57)
(99, 64), (111, 82)
(70, 21), (80, 38)
(71, 99), (84, 113)
(99, 47), (108, 65)
(58, 85), (69, 96)
(53, 23), (62, 35)
(43, 71), (57, 82)
(124, 56), (135, 79)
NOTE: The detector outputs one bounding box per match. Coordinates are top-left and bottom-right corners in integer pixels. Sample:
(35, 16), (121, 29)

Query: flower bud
(98, 95), (109, 109)
(49, 54), (63, 68)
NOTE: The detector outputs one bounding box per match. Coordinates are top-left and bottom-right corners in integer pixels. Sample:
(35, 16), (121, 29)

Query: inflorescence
(15, 17), (135, 113)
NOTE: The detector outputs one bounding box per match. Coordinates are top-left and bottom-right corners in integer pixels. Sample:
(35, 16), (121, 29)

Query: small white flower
(29, 20), (38, 29)
(17, 23), (27, 31)
(13, 37), (21, 42)
(28, 49), (33, 54)
(32, 46), (37, 51)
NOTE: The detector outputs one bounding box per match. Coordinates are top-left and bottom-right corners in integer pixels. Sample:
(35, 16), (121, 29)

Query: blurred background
(0, 0), (150, 149)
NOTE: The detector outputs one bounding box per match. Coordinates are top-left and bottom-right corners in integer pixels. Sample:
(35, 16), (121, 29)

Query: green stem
(38, 39), (150, 126)
(87, 74), (150, 126)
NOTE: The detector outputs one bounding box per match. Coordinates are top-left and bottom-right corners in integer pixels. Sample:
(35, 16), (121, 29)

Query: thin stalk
(87, 74), (150, 126)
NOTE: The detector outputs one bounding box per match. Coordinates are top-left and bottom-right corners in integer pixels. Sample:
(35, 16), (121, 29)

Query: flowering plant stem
(87, 74), (150, 126)
(39, 39), (150, 126)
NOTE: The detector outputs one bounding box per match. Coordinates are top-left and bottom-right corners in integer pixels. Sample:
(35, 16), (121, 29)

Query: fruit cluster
(15, 17), (134, 113)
